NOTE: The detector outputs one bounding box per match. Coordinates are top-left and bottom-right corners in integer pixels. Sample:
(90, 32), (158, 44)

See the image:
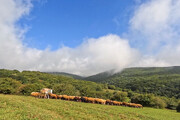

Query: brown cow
(69, 96), (76, 101)
(106, 99), (113, 105)
(87, 97), (95, 103)
(62, 95), (70, 100)
(74, 96), (81, 102)
(57, 95), (63, 99)
(81, 97), (88, 102)
(95, 98), (106, 104)
(31, 92), (40, 98)
(136, 104), (143, 108)
(49, 93), (57, 99)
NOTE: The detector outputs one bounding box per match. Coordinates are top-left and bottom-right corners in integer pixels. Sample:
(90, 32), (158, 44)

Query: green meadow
(0, 94), (179, 120)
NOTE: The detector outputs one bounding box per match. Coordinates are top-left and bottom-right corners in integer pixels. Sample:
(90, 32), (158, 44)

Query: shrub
(0, 78), (22, 94)
(151, 97), (167, 109)
(53, 84), (80, 96)
(177, 102), (180, 112)
(111, 91), (130, 102)
(18, 83), (45, 95)
(131, 94), (154, 107)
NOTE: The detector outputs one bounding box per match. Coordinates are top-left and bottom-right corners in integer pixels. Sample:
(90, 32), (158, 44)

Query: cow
(49, 93), (57, 99)
(74, 96), (81, 102)
(31, 92), (40, 98)
(57, 95), (63, 99)
(40, 88), (53, 99)
(95, 98), (106, 104)
(106, 99), (113, 105)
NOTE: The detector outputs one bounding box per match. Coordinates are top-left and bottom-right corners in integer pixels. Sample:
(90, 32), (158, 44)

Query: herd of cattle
(31, 88), (143, 108)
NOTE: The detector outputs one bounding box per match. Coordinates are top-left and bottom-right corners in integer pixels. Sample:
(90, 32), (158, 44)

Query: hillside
(46, 72), (85, 80)
(84, 66), (180, 99)
(0, 94), (180, 120)
(0, 69), (179, 110)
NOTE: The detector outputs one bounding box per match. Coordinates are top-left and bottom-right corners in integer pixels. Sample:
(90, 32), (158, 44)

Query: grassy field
(0, 94), (179, 120)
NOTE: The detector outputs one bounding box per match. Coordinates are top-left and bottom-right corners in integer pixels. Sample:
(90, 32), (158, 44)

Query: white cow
(40, 88), (53, 99)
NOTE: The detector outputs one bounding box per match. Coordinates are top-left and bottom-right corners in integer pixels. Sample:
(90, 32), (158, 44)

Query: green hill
(46, 72), (85, 80)
(0, 69), (179, 110)
(0, 94), (179, 120)
(84, 66), (180, 99)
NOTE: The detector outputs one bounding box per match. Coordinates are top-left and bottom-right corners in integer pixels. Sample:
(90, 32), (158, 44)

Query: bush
(111, 91), (130, 102)
(131, 94), (154, 107)
(151, 97), (167, 109)
(0, 78), (22, 94)
(18, 83), (45, 95)
(177, 102), (180, 112)
(53, 84), (80, 96)
(108, 85), (116, 90)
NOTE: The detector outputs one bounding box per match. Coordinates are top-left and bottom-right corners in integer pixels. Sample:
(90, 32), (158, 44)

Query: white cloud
(1, 0), (180, 76)
(0, 0), (140, 76)
(130, 0), (180, 67)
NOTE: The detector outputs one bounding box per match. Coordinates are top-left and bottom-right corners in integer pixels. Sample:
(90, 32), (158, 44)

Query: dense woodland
(84, 67), (180, 99)
(0, 69), (180, 112)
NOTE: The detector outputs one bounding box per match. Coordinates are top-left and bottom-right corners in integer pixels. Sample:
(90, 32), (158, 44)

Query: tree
(0, 78), (22, 94)
(111, 91), (130, 102)
(18, 83), (45, 95)
(53, 84), (80, 96)
(151, 97), (167, 109)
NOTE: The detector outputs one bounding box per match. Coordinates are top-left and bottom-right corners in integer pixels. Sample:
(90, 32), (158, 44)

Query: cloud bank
(0, 0), (140, 76)
(1, 0), (180, 76)
(130, 0), (180, 67)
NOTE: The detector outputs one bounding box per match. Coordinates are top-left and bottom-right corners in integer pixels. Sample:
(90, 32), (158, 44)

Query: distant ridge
(46, 72), (85, 80)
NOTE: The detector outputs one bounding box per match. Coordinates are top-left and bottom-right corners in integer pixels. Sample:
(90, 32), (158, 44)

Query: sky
(1, 0), (180, 76)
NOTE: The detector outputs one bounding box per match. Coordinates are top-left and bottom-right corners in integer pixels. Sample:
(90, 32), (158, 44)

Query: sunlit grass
(0, 94), (179, 120)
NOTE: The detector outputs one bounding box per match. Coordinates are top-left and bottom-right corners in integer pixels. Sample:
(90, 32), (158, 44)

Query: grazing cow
(81, 97), (88, 102)
(136, 104), (143, 108)
(40, 88), (53, 99)
(87, 97), (95, 103)
(112, 101), (120, 106)
(49, 93), (57, 99)
(62, 95), (70, 100)
(74, 96), (81, 102)
(95, 98), (106, 104)
(31, 92), (40, 98)
(69, 96), (76, 101)
(57, 95), (63, 99)
(106, 99), (113, 105)
(122, 102), (129, 107)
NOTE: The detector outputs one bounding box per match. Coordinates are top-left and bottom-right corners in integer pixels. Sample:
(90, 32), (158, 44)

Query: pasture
(0, 94), (179, 120)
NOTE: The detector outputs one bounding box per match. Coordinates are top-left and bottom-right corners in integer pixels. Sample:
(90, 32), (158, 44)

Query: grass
(0, 94), (179, 120)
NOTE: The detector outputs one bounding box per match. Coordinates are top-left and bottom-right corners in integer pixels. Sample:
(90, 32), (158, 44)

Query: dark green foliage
(177, 102), (180, 112)
(151, 97), (167, 109)
(47, 72), (85, 80)
(18, 83), (45, 95)
(0, 78), (21, 94)
(108, 85), (116, 90)
(53, 84), (80, 96)
(111, 91), (130, 102)
(84, 67), (180, 99)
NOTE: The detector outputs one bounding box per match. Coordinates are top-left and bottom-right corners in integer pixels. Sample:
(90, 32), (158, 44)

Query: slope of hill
(0, 94), (180, 120)
(46, 72), (85, 80)
(84, 66), (180, 99)
(85, 69), (116, 82)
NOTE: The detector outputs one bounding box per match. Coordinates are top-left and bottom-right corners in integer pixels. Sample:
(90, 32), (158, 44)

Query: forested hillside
(84, 66), (180, 99)
(47, 72), (85, 80)
(0, 69), (180, 110)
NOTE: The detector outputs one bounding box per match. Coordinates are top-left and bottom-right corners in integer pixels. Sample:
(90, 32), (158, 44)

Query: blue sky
(1, 0), (180, 75)
(20, 0), (138, 50)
